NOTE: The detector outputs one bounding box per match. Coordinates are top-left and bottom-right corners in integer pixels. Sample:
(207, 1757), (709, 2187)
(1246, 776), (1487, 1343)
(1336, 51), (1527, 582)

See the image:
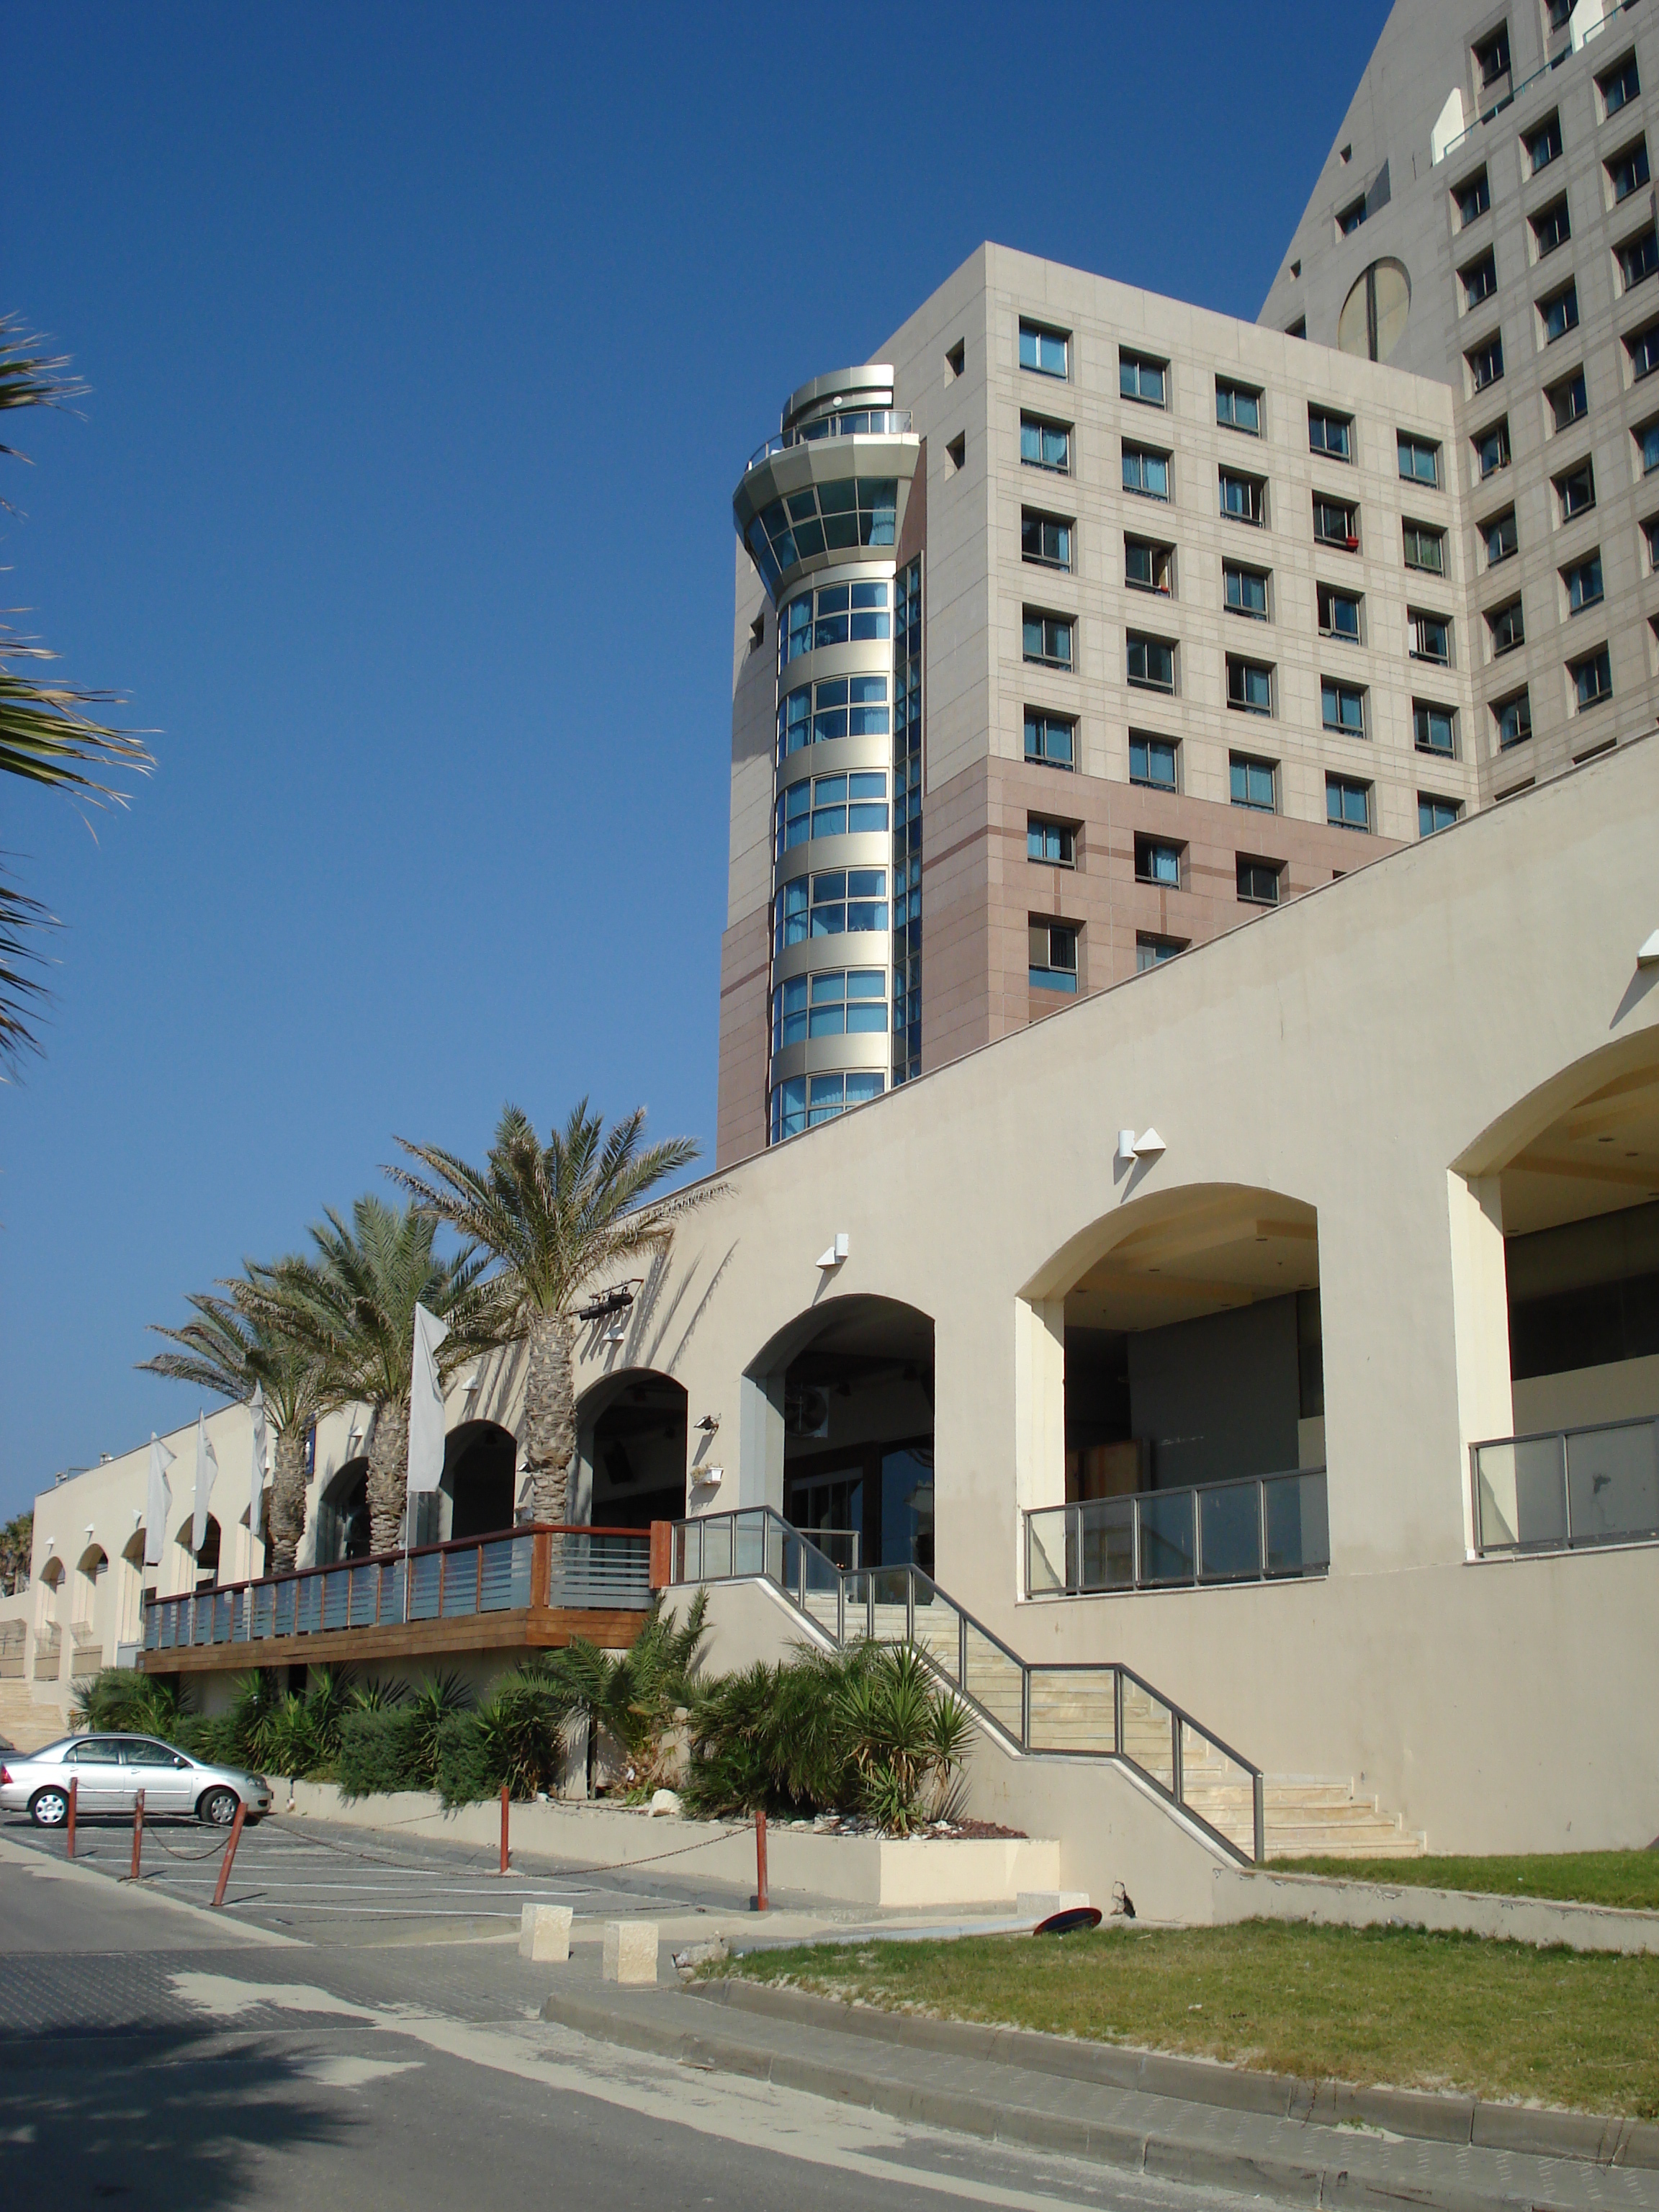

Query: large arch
(1024, 1183), (1323, 1503)
(575, 1371), (688, 1531)
(74, 1543), (108, 1626)
(314, 1455), (371, 1564)
(440, 1420), (518, 1542)
(176, 1513), (221, 1591)
(742, 1296), (935, 1571)
(1447, 1028), (1659, 1550)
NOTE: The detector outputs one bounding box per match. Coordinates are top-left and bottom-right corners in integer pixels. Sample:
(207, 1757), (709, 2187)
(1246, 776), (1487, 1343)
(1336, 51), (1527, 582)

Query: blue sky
(1, 0), (1389, 1517)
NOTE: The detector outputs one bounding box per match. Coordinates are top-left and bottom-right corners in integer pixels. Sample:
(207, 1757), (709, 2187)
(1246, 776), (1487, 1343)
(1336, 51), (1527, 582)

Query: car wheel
(198, 1787), (240, 1827)
(30, 1787), (70, 1829)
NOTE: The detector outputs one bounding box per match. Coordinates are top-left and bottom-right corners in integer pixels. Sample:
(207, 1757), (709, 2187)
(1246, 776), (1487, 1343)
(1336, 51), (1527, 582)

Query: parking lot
(0, 1805), (752, 1944)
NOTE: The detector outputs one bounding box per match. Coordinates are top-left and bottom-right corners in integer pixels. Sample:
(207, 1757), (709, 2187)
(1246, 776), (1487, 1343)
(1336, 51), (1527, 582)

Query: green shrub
(683, 1643), (971, 1835)
(71, 1668), (191, 1740)
(434, 1710), (493, 1808)
(336, 1707), (423, 1799)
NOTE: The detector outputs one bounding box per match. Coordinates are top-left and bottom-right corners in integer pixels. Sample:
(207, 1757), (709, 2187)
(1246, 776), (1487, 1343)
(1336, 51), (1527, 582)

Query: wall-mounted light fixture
(1638, 930), (1659, 968)
(816, 1232), (850, 1270)
(1118, 1128), (1166, 1163)
(696, 1414), (720, 1435)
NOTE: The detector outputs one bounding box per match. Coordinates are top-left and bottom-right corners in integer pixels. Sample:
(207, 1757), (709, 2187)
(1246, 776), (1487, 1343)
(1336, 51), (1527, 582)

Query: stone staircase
(804, 1588), (1424, 1861)
(0, 1680), (68, 1751)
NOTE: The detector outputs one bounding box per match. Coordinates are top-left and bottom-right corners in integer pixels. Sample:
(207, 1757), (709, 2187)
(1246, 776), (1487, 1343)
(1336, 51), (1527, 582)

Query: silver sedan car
(0, 1734), (271, 1828)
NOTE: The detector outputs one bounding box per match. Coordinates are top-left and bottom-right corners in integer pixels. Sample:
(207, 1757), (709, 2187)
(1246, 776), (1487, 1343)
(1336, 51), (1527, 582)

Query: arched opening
(74, 1544), (107, 1625)
(577, 1372), (688, 1531)
(37, 1555), (64, 1635)
(1456, 1031), (1659, 1550)
(440, 1420), (518, 1542)
(119, 1529), (146, 1646)
(314, 1456), (371, 1564)
(177, 1514), (221, 1591)
(1024, 1186), (1325, 1590)
(747, 1297), (935, 1571)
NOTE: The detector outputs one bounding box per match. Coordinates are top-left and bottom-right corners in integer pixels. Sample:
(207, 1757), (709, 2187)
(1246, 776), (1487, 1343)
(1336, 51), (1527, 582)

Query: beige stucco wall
(19, 736), (1658, 1850)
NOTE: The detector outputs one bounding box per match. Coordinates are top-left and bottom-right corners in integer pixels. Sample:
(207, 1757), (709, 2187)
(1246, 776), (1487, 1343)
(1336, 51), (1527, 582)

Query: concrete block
(520, 1902), (573, 1962)
(603, 1919), (658, 1985)
(1017, 1890), (1091, 1919)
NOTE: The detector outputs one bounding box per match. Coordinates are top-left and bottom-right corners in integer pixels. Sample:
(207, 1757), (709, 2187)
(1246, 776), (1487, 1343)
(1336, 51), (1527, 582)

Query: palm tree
(0, 314), (153, 1070)
(138, 1275), (326, 1575)
(261, 1196), (497, 1555)
(390, 1102), (713, 1525)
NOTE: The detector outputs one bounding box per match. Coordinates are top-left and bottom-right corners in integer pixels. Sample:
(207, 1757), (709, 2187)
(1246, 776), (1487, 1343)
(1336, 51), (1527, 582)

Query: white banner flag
(144, 1434), (176, 1568)
(406, 1302), (451, 1498)
(248, 1385), (269, 1544)
(193, 1410), (220, 1555)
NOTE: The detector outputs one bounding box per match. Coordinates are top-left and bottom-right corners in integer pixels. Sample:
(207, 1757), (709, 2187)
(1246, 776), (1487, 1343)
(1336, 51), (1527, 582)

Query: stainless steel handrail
(670, 1504), (1267, 1863)
(746, 409), (915, 472)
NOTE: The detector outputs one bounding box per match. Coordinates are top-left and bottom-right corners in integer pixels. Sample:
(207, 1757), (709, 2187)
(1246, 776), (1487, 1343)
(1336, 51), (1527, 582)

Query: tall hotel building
(719, 0), (1658, 1164)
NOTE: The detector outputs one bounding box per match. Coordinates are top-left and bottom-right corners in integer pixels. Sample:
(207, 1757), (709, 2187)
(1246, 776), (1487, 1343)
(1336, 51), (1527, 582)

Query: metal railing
(1025, 1470), (1329, 1599)
(0, 1619), (25, 1678)
(1438, 1), (1634, 163)
(143, 1522), (652, 1653)
(1472, 1416), (1659, 1557)
(671, 1505), (1265, 1863)
(747, 408), (914, 472)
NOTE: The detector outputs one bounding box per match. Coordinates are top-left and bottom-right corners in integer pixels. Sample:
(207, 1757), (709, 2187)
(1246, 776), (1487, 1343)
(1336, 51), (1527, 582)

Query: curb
(690, 1976), (1659, 2170)
(539, 1983), (1653, 2211)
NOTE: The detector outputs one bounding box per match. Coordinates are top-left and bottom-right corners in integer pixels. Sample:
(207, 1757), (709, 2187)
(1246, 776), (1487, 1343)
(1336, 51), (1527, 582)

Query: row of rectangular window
(1024, 613), (1455, 713)
(1022, 410), (1445, 490)
(770, 1070), (885, 1143)
(1027, 503), (1455, 583)
(1028, 713), (1463, 809)
(1451, 60), (1645, 233)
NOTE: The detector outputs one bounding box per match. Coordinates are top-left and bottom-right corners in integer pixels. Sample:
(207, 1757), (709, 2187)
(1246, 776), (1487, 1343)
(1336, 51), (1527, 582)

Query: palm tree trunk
(367, 1399), (410, 1557)
(523, 1309), (577, 1524)
(267, 1424), (309, 1576)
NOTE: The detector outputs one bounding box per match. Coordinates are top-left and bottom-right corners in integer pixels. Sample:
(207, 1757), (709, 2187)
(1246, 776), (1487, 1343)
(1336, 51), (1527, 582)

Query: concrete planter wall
(284, 1780), (1058, 1907)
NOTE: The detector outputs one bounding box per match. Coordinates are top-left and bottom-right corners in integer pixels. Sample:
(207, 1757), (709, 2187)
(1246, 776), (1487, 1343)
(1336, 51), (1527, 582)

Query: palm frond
(0, 634), (152, 801)
(0, 313), (87, 467)
(0, 866), (53, 1074)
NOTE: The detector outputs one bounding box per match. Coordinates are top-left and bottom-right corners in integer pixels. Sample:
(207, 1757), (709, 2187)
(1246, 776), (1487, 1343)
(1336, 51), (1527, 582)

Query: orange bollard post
(755, 1806), (769, 1912)
(66, 1775), (77, 1860)
(499, 1783), (511, 1874)
(130, 1789), (145, 1881)
(211, 1797), (247, 1909)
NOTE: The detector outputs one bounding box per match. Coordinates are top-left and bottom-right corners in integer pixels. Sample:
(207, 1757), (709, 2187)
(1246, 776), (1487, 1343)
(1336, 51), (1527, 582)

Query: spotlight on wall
(696, 1414), (720, 1435)
(816, 1232), (850, 1270)
(1116, 1129), (1138, 1164)
(1117, 1128), (1165, 1163)
(1639, 930), (1659, 968)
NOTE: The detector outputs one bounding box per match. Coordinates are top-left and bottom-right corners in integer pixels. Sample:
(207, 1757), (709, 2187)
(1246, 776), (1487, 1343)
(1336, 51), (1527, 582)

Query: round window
(1337, 258), (1411, 362)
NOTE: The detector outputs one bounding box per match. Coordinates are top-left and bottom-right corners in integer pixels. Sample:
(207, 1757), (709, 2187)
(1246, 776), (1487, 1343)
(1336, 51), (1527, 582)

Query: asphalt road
(1, 1804), (737, 1942)
(0, 1822), (1274, 2212)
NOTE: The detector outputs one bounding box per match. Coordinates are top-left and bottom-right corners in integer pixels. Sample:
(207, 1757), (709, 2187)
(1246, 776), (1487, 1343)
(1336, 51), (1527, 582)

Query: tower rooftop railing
(746, 408), (914, 474)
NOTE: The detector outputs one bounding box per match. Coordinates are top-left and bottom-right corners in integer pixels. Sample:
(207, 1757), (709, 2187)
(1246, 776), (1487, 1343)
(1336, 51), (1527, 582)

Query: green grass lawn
(1272, 1852), (1659, 1912)
(704, 1923), (1659, 2117)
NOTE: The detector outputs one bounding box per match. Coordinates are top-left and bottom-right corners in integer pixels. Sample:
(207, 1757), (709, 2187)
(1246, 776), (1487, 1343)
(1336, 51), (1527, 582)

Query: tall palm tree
(138, 1275), (326, 1575)
(261, 1196), (497, 1555)
(0, 314), (153, 1070)
(390, 1101), (714, 1525)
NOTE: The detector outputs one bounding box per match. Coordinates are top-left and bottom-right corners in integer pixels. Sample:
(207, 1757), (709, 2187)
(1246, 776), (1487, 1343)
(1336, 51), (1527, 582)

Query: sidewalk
(539, 1954), (1659, 2212)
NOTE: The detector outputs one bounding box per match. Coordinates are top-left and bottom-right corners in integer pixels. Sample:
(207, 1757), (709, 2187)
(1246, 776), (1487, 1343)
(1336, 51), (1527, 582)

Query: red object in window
(1344, 536), (1360, 550)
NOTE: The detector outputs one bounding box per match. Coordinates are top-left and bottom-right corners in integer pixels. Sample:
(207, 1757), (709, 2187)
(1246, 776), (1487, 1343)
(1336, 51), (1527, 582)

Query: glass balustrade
(1025, 1470), (1329, 1596)
(1473, 1417), (1659, 1553)
(747, 409), (914, 471)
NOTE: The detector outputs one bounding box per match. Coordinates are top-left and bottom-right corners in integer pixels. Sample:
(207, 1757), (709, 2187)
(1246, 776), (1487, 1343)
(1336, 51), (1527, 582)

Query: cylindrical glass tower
(732, 367), (922, 1143)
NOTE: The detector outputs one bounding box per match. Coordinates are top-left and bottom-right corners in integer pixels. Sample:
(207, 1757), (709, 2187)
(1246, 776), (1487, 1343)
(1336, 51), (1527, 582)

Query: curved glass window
(775, 870), (889, 953)
(747, 478), (898, 584)
(781, 581), (891, 665)
(770, 1070), (884, 1142)
(773, 968), (887, 1049)
(775, 771), (889, 855)
(777, 677), (889, 757)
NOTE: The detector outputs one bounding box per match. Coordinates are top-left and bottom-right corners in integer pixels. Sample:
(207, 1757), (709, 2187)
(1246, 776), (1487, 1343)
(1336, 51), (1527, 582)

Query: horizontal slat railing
(670, 1504), (1265, 1863)
(142, 1521), (652, 1654)
(1025, 1470), (1329, 1599)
